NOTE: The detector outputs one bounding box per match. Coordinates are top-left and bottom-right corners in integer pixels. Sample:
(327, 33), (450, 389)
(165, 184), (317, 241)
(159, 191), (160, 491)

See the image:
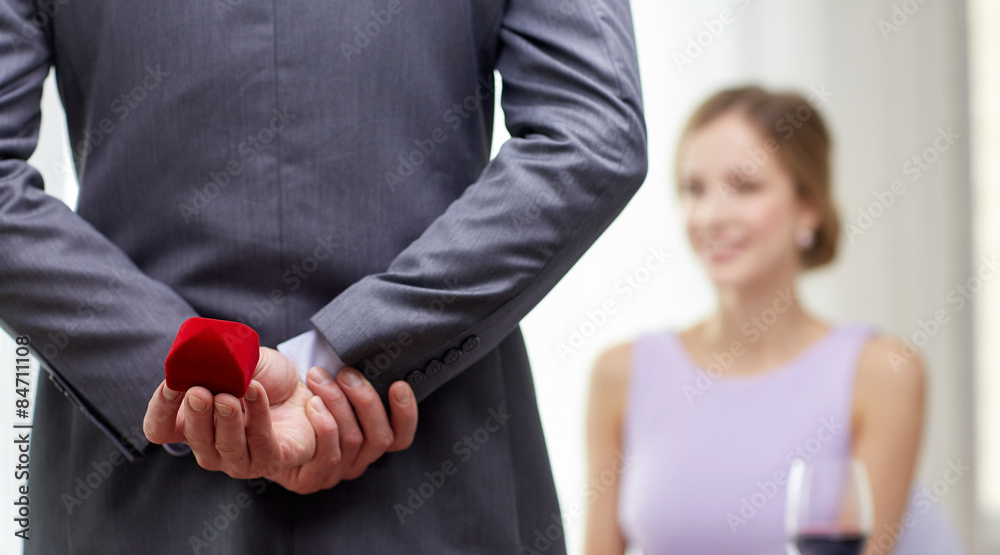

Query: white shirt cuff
(276, 327), (347, 383)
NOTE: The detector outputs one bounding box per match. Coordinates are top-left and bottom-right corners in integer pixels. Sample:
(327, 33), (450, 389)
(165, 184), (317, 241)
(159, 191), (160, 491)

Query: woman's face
(677, 112), (818, 289)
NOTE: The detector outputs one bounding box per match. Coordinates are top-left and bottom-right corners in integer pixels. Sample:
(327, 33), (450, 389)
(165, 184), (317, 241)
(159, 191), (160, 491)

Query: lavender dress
(616, 322), (966, 554)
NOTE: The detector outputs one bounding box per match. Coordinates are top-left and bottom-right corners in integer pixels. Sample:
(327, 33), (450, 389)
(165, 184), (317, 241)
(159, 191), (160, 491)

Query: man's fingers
(293, 395), (343, 490)
(183, 387), (221, 470)
(256, 372), (419, 495)
(143, 381), (185, 444)
(337, 368), (394, 474)
(307, 367), (364, 465)
(386, 381), (418, 452)
(212, 393), (249, 470)
(242, 380), (282, 475)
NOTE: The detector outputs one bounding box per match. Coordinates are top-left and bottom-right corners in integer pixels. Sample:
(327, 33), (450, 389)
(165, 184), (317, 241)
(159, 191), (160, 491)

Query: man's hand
(268, 366), (418, 494)
(143, 346), (418, 491)
(144, 346), (322, 477)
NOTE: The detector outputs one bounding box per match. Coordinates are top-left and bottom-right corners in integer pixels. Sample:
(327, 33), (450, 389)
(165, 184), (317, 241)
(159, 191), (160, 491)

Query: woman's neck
(693, 277), (829, 373)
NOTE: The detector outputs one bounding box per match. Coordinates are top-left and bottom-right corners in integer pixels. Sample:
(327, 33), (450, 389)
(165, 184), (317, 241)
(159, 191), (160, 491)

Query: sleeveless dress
(615, 322), (967, 554)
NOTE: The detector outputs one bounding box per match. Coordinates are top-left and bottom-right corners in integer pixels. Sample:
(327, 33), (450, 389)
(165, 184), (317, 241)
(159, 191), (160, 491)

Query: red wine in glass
(785, 458), (874, 555)
(793, 528), (868, 555)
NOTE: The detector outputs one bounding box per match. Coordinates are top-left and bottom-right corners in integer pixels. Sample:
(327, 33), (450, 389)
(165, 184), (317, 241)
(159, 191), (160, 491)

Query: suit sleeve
(0, 1), (200, 460)
(310, 0), (647, 403)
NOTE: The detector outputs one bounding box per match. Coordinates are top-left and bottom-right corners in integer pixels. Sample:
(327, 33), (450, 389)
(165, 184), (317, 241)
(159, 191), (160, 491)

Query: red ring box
(164, 317), (260, 398)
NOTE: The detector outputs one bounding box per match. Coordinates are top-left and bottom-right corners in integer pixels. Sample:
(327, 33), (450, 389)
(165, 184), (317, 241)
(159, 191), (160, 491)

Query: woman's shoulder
(589, 325), (682, 407)
(590, 339), (636, 393)
(852, 331), (927, 413)
(855, 332), (927, 387)
(592, 321), (712, 389)
(586, 340), (637, 441)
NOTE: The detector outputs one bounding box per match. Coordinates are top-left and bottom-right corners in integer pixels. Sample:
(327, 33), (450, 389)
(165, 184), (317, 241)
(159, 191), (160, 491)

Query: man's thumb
(253, 347), (299, 405)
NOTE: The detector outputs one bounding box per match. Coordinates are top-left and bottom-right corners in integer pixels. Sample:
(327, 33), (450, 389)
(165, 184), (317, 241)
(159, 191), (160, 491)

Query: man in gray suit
(0, 0), (647, 551)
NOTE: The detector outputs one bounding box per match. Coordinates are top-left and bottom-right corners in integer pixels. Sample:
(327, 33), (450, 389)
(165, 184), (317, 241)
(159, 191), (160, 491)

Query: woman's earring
(796, 228), (814, 249)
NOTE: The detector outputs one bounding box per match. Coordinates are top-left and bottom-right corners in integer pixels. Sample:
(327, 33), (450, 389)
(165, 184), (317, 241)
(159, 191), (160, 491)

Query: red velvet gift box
(164, 317), (260, 397)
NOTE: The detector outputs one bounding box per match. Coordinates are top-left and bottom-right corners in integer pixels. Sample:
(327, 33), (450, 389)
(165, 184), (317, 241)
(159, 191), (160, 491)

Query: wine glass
(785, 457), (874, 555)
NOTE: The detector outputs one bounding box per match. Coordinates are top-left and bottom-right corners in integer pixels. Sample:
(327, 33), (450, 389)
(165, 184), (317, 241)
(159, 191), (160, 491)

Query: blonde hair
(675, 85), (839, 269)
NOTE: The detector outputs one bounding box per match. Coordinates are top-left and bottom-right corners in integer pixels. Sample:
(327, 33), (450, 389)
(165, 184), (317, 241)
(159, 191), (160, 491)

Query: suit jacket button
(406, 370), (426, 386)
(444, 348), (461, 365)
(460, 335), (479, 352)
(424, 359), (444, 376)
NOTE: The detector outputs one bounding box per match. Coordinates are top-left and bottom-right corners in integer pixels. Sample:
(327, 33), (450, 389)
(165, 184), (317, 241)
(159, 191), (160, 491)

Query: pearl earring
(796, 228), (814, 249)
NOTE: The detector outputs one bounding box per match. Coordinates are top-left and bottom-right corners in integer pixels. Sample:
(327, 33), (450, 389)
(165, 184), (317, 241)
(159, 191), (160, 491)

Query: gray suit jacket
(0, 0), (646, 552)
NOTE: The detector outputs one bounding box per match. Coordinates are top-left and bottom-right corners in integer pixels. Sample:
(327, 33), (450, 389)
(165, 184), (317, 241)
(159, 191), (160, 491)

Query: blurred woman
(584, 86), (928, 554)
